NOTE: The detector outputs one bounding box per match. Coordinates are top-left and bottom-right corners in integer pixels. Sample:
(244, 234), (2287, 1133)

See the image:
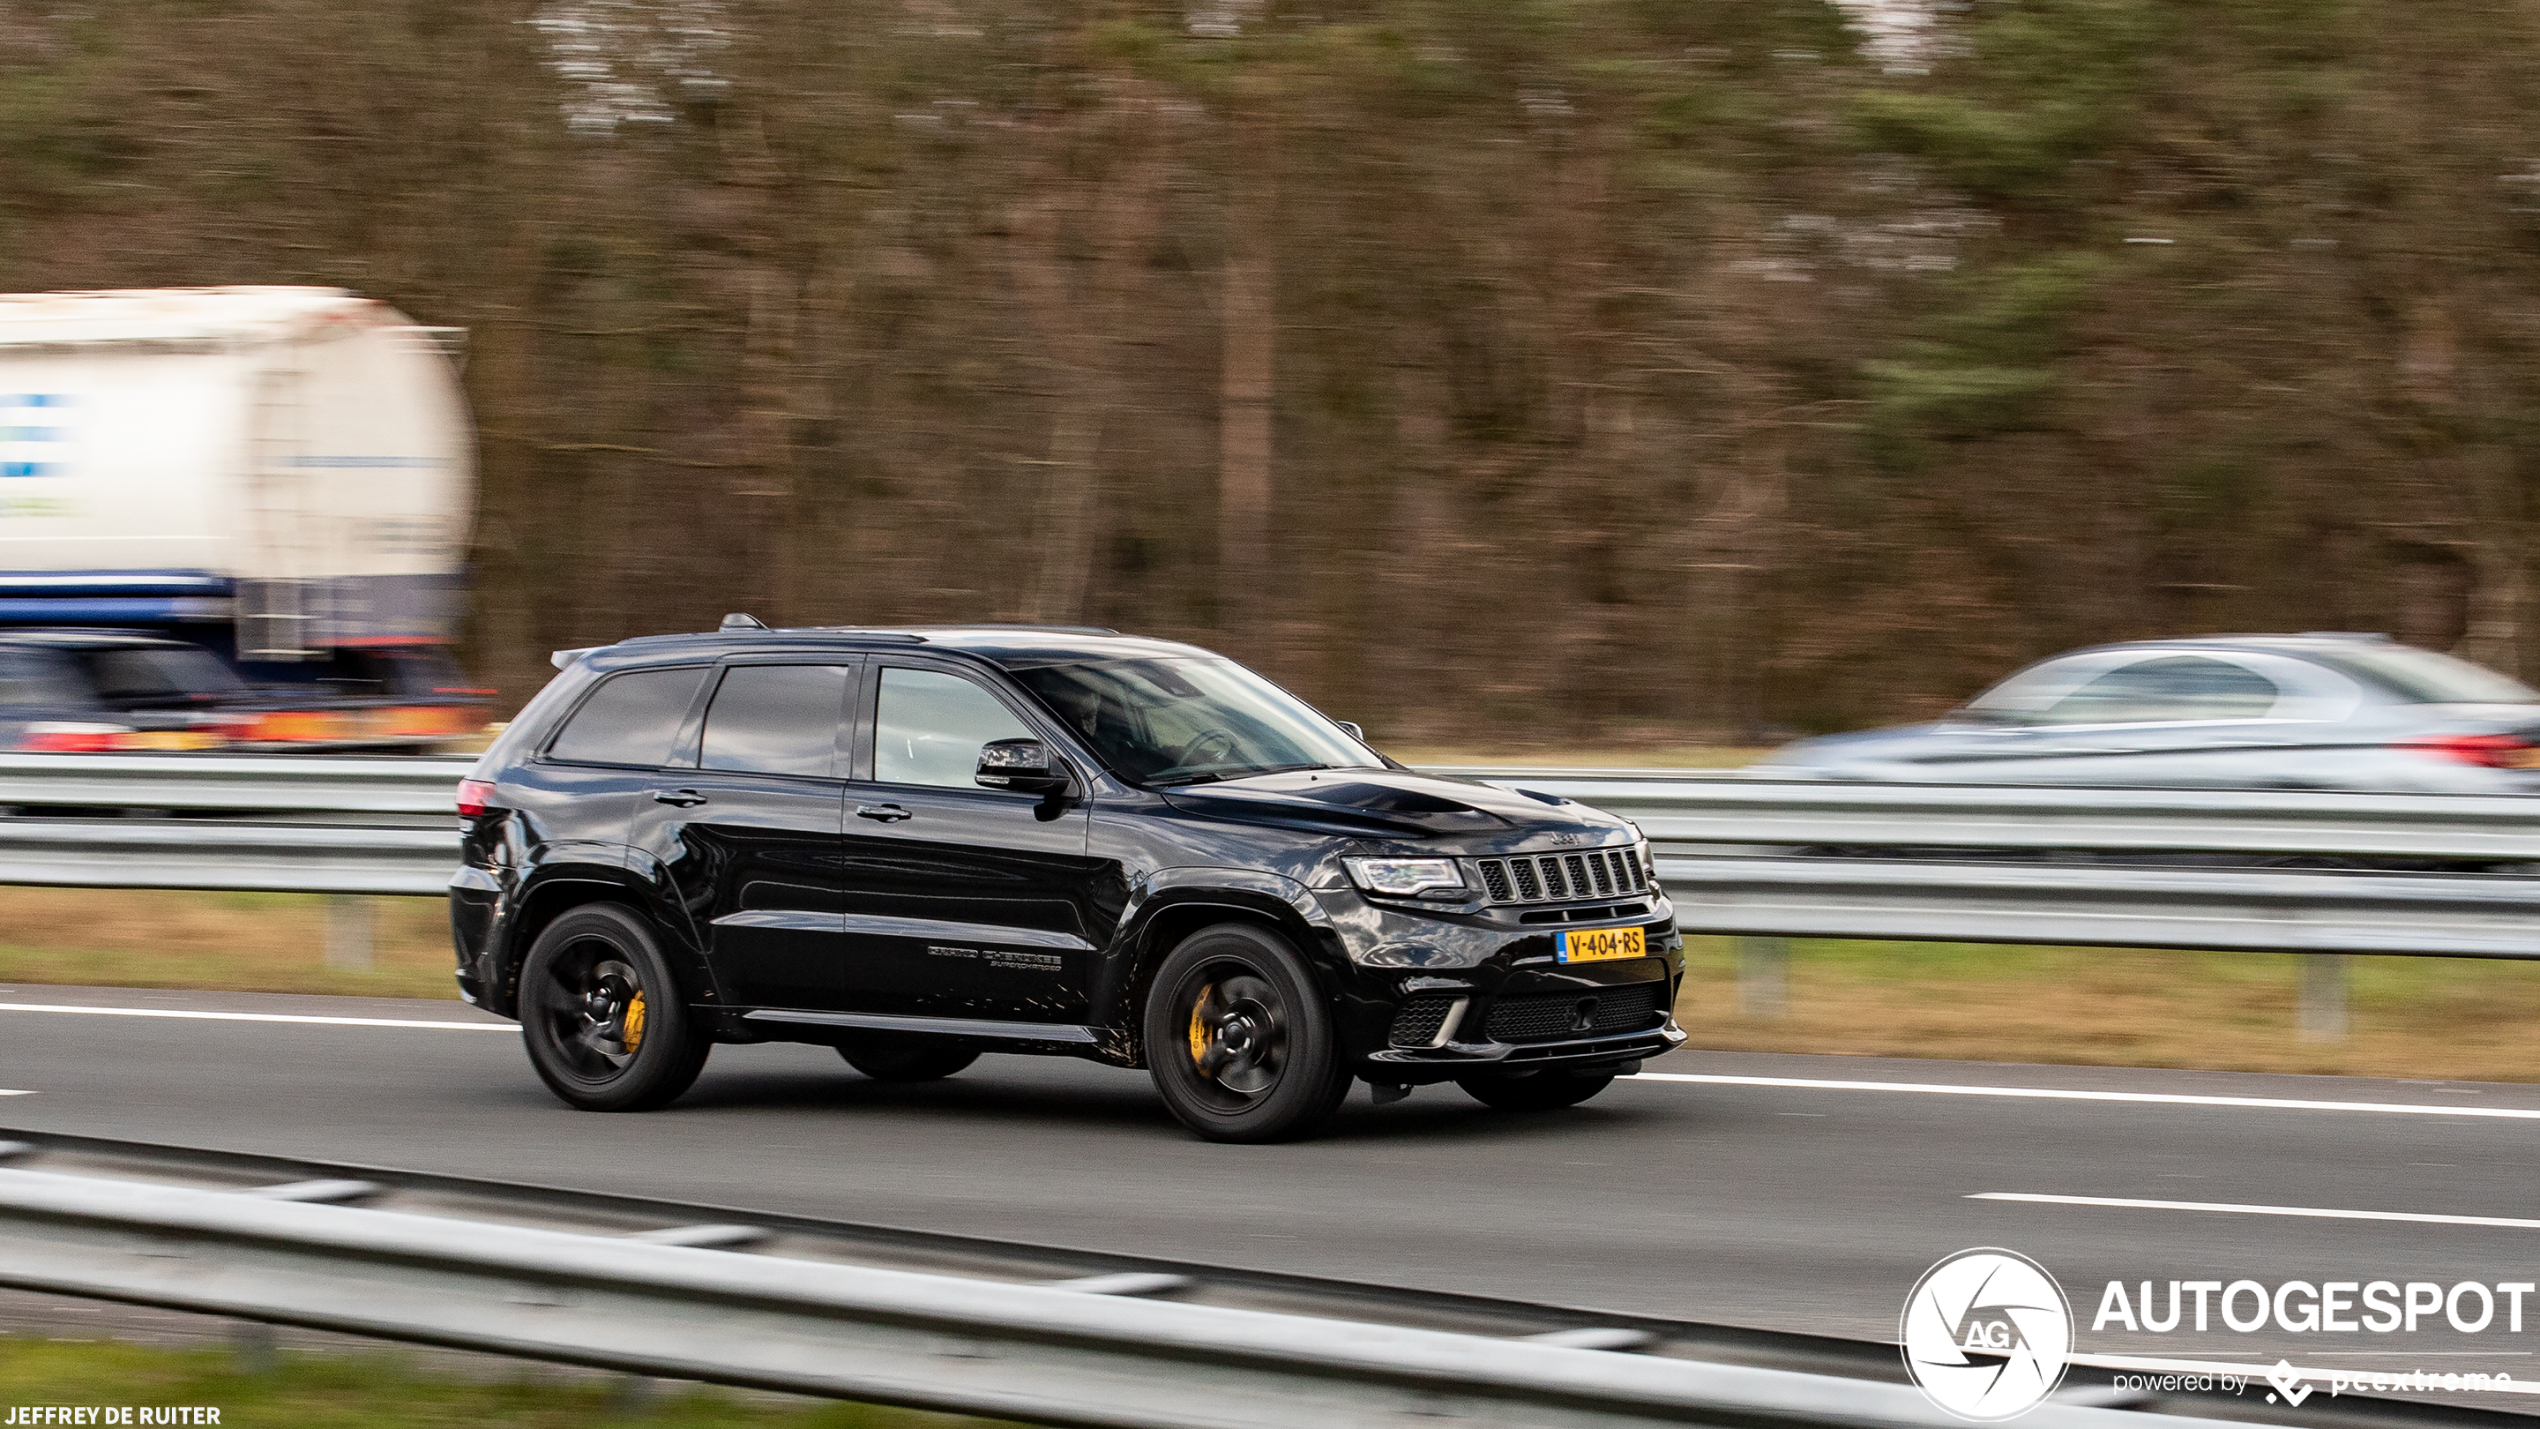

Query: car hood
(1157, 767), (1631, 845)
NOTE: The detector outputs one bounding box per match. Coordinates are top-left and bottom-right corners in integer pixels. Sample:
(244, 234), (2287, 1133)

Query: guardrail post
(1736, 936), (1789, 1018)
(325, 895), (375, 973)
(229, 1319), (278, 1374)
(2298, 953), (2348, 1042)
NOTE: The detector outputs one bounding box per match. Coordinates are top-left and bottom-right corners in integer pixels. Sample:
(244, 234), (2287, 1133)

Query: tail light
(19, 722), (138, 753)
(2396, 734), (2535, 768)
(456, 778), (497, 817)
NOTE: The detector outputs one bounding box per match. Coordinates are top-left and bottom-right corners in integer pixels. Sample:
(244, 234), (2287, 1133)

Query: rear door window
(699, 664), (853, 778)
(547, 667), (708, 767)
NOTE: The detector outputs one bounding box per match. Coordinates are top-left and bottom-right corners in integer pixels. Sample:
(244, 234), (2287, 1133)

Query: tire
(838, 1038), (979, 1082)
(518, 904), (710, 1112)
(1456, 1068), (1616, 1112)
(1143, 923), (1350, 1144)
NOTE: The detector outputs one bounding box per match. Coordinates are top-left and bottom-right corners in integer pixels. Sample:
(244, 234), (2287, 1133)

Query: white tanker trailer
(0, 287), (480, 730)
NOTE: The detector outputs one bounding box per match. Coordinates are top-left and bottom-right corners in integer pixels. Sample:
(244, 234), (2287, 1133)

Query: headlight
(1343, 856), (1466, 898)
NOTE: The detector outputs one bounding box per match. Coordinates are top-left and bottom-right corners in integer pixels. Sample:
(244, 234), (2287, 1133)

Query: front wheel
(519, 905), (709, 1112)
(1143, 923), (1350, 1144)
(1456, 1069), (1615, 1112)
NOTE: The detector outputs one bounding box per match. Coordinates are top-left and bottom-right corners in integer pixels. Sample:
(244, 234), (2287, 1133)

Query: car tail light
(18, 722), (137, 753)
(243, 711), (353, 743)
(2396, 733), (2535, 768)
(456, 778), (497, 817)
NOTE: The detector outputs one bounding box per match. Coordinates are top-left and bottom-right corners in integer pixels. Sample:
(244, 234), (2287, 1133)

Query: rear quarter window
(545, 666), (708, 767)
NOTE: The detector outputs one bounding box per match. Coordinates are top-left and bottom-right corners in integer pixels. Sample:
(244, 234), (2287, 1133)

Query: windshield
(76, 647), (247, 706)
(2315, 645), (2540, 704)
(1006, 657), (1376, 785)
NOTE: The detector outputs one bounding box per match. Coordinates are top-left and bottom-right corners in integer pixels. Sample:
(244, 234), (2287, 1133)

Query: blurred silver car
(1756, 633), (2540, 793)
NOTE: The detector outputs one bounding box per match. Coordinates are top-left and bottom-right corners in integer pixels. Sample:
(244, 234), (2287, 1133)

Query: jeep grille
(1470, 846), (1649, 906)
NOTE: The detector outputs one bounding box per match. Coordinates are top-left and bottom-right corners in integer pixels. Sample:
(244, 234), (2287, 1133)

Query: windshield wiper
(1149, 762), (1332, 788)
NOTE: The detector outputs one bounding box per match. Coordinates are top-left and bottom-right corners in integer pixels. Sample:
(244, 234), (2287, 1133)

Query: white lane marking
(1973, 1191), (2540, 1231)
(1629, 1072), (2540, 1119)
(0, 1002), (516, 1032)
(0, 1090), (30, 1096)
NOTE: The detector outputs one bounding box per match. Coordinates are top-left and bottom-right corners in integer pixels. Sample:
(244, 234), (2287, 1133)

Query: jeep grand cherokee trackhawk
(449, 620), (1685, 1142)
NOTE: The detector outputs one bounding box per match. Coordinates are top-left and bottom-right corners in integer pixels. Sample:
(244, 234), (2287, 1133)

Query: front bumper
(1313, 883), (1686, 1084)
(1365, 1021), (1688, 1084)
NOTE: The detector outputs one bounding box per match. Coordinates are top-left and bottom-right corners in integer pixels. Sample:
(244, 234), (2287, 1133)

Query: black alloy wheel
(1143, 923), (1351, 1144)
(519, 905), (710, 1112)
(1455, 1068), (1616, 1112)
(838, 1037), (980, 1082)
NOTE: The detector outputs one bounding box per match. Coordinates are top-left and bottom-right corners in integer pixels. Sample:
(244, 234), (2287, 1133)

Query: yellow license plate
(1557, 926), (1646, 964)
(2504, 748), (2540, 769)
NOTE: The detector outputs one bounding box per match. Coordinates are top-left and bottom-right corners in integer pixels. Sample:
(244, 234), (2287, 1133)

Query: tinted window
(2034, 656), (2279, 724)
(1006, 656), (1373, 784)
(875, 667), (1032, 788)
(548, 667), (707, 767)
(77, 647), (246, 705)
(700, 665), (851, 777)
(0, 652), (81, 707)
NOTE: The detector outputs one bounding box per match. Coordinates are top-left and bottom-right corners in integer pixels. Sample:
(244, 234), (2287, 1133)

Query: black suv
(450, 621), (1684, 1142)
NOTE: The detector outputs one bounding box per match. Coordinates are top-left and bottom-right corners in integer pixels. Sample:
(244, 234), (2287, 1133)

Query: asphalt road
(4, 983), (2533, 1379)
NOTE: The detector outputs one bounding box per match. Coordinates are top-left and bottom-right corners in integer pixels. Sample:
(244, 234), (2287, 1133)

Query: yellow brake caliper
(622, 989), (647, 1052)
(1187, 984), (1212, 1068)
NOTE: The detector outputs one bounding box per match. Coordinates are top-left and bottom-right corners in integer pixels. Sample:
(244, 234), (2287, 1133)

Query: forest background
(3, 0), (2531, 745)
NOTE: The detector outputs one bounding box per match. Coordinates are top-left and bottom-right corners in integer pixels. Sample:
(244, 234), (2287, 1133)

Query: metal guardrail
(1429, 769), (2540, 864)
(0, 1162), (2241, 1429)
(0, 752), (468, 895)
(0, 755), (2534, 959)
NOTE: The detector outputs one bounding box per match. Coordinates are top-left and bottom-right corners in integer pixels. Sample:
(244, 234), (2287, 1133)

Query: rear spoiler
(550, 647), (596, 670)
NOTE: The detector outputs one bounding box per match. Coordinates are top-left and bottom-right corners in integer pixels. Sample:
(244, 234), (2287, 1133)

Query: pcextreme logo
(1900, 1248), (2074, 1421)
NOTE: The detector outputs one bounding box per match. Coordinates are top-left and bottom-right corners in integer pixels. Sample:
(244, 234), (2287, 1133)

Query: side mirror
(1337, 721), (1365, 742)
(976, 738), (1071, 797)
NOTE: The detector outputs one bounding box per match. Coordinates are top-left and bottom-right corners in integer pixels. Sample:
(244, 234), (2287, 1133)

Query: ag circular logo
(1901, 1248), (2073, 1421)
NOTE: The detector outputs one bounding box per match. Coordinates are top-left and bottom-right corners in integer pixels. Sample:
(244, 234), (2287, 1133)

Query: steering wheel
(1172, 728), (1243, 771)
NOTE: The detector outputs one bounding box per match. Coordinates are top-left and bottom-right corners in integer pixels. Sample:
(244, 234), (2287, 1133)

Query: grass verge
(0, 1338), (1023, 1429)
(0, 887), (458, 1000)
(1678, 935), (2540, 1083)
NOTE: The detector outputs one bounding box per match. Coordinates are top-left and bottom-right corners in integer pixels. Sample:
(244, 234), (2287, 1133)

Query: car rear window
(2315, 646), (2540, 704)
(699, 664), (850, 778)
(547, 666), (707, 767)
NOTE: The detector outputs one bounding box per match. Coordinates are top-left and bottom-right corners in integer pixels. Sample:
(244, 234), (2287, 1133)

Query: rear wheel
(519, 905), (709, 1112)
(1144, 923), (1349, 1144)
(1456, 1068), (1615, 1112)
(838, 1038), (979, 1082)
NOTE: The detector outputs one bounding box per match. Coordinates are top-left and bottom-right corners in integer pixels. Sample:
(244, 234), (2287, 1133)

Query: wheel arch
(491, 866), (708, 1018)
(1098, 873), (1341, 1068)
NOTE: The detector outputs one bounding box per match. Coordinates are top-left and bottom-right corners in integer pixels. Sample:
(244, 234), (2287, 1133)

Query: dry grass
(0, 887), (459, 1000)
(1679, 936), (2540, 1083)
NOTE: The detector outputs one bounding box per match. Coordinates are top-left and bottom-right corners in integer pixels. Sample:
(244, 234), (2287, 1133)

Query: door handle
(652, 789), (709, 808)
(855, 803), (914, 823)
